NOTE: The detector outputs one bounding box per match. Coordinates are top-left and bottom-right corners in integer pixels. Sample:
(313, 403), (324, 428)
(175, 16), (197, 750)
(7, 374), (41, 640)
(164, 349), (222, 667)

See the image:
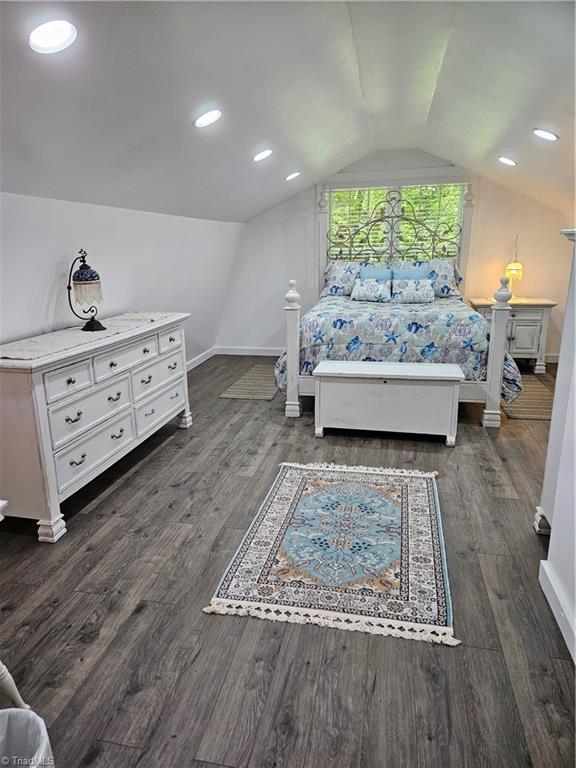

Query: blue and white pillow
(391, 264), (430, 280)
(351, 277), (392, 303)
(390, 258), (461, 297)
(391, 278), (435, 304)
(321, 261), (360, 297)
(359, 262), (392, 281)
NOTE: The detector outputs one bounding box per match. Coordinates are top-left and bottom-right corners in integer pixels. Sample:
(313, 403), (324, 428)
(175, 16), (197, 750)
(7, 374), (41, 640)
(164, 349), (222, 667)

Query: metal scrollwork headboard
(327, 189), (463, 262)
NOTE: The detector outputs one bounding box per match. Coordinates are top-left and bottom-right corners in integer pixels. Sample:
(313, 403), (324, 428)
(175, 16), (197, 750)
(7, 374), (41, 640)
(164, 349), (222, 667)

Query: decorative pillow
(425, 258), (461, 297)
(391, 264), (430, 280)
(321, 261), (360, 297)
(359, 262), (392, 281)
(390, 258), (460, 297)
(351, 278), (392, 303)
(391, 278), (435, 304)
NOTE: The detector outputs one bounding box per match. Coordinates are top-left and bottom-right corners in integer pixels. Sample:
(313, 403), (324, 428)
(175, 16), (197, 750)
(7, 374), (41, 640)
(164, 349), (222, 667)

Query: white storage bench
(313, 361), (465, 446)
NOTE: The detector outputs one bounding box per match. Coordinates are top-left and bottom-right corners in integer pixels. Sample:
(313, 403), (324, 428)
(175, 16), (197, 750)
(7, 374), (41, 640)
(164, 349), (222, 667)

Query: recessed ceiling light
(253, 149), (272, 163)
(194, 109), (222, 128)
(533, 128), (559, 142)
(498, 156), (517, 167)
(285, 172), (301, 181)
(29, 20), (78, 54)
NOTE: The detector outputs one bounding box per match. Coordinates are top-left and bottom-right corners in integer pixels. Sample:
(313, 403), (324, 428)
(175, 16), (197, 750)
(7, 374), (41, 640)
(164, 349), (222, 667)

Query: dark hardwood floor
(0, 356), (573, 768)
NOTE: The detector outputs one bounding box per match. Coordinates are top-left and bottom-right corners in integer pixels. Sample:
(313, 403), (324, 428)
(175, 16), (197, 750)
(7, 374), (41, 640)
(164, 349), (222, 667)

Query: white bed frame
(282, 184), (513, 428)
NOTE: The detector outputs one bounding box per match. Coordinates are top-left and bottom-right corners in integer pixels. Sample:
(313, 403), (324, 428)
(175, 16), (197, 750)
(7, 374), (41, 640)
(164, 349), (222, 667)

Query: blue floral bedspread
(275, 295), (522, 402)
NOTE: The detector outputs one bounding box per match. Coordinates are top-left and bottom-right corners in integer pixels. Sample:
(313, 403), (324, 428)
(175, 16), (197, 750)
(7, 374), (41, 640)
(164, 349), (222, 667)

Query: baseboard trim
(539, 560), (575, 660)
(187, 346), (217, 371)
(187, 346), (282, 371)
(215, 346), (282, 356)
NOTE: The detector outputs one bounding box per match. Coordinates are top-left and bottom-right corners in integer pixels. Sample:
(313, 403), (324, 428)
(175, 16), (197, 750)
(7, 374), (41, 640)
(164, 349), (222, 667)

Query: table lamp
(66, 249), (106, 331)
(505, 234), (523, 298)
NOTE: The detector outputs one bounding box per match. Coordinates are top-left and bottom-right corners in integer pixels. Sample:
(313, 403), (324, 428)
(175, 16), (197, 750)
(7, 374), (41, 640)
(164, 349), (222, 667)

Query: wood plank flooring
(0, 355), (573, 768)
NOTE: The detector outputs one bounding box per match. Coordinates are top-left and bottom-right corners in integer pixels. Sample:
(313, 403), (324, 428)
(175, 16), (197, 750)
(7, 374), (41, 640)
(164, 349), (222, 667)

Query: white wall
(217, 187), (317, 352)
(539, 232), (575, 659)
(218, 172), (572, 358)
(0, 193), (243, 364)
(465, 176), (572, 357)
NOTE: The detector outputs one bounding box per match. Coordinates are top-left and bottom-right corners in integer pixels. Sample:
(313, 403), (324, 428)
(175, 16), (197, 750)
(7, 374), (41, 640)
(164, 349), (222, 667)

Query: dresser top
(467, 297), (557, 308)
(0, 312), (189, 371)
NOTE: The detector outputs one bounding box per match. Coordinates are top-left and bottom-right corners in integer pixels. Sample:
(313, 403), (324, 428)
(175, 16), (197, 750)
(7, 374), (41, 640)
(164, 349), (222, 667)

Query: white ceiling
(1, 2), (573, 222)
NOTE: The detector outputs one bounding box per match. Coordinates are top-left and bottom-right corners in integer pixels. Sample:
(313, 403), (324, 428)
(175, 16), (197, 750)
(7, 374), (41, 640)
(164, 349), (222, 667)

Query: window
(327, 183), (465, 261)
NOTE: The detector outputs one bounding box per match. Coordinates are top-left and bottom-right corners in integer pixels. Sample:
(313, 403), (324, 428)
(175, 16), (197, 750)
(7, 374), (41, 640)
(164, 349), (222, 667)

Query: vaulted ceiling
(1, 2), (573, 222)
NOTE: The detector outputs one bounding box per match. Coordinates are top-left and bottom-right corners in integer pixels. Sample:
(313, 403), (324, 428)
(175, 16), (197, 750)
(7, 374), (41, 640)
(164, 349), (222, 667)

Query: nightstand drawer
(482, 307), (544, 322)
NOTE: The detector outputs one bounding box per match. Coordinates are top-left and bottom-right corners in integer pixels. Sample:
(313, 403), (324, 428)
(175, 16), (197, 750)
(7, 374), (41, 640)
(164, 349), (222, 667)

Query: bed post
(482, 276), (512, 428)
(284, 279), (302, 417)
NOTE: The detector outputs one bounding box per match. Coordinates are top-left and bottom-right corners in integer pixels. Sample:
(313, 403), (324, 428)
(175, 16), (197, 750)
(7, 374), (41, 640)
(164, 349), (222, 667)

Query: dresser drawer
(134, 380), (186, 437)
(131, 351), (184, 401)
(93, 336), (158, 382)
(48, 375), (131, 450)
(159, 327), (183, 354)
(54, 411), (135, 493)
(44, 360), (93, 404)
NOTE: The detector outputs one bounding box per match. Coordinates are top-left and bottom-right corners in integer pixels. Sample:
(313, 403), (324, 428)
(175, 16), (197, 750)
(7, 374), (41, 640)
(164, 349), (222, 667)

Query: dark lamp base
(82, 317), (107, 332)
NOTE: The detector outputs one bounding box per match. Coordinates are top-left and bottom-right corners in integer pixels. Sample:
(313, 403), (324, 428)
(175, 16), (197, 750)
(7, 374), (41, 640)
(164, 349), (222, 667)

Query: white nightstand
(468, 297), (557, 374)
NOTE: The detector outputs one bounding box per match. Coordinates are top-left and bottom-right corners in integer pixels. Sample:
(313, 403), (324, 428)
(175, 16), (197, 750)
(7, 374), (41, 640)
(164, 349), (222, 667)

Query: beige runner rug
(503, 375), (554, 420)
(219, 363), (278, 400)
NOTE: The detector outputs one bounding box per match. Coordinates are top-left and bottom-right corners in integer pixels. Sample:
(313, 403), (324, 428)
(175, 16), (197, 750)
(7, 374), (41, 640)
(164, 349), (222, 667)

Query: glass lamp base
(82, 317), (107, 332)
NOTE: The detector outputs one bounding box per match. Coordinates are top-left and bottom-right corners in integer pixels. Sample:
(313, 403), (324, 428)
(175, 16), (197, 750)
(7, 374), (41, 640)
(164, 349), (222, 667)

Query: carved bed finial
(285, 279), (301, 307)
(494, 276), (512, 306)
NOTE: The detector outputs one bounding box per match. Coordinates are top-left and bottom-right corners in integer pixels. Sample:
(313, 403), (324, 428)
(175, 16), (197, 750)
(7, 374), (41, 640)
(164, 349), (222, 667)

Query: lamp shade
(505, 260), (524, 282)
(72, 261), (103, 305)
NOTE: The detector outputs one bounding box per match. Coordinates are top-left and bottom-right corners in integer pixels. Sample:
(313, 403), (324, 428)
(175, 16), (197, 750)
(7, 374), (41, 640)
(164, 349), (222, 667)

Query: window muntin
(327, 184), (465, 262)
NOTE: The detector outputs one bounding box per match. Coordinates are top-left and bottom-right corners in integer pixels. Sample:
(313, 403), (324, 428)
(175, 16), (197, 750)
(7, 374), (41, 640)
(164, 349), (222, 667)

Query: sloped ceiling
(1, 2), (573, 222)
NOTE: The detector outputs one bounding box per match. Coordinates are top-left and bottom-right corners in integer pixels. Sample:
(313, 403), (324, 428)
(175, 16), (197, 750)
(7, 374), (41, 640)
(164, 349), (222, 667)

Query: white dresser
(468, 297), (556, 373)
(0, 312), (192, 542)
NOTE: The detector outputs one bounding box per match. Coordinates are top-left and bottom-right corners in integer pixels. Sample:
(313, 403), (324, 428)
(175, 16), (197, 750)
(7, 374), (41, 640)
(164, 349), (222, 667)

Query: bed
(275, 186), (521, 428)
(275, 292), (522, 403)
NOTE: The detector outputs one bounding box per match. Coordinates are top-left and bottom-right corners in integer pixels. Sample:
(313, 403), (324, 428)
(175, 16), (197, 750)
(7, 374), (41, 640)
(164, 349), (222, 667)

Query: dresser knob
(511, 312), (516, 318)
(170, 392), (180, 400)
(111, 428), (125, 440)
(69, 453), (87, 467)
(144, 408), (156, 418)
(66, 376), (76, 385)
(65, 410), (83, 424)
(109, 360), (118, 368)
(168, 362), (178, 371)
(143, 347), (150, 354)
(169, 336), (176, 343)
(141, 375), (153, 385)
(108, 392), (122, 402)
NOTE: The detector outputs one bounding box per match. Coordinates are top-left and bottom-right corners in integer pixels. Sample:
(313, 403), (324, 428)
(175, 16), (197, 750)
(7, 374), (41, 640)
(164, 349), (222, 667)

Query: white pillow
(351, 278), (392, 303)
(391, 278), (435, 304)
(321, 261), (360, 297)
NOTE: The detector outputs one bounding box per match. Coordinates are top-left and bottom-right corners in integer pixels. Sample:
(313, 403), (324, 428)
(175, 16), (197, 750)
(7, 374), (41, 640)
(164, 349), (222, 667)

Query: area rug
(204, 462), (460, 646)
(503, 375), (553, 420)
(219, 363), (278, 400)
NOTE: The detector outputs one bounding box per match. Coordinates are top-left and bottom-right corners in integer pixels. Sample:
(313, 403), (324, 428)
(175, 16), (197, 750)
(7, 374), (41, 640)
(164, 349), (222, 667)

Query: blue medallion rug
(204, 463), (460, 646)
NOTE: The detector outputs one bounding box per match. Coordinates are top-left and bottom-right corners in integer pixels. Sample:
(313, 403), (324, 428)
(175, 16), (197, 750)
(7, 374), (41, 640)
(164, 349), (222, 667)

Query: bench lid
(312, 361), (465, 381)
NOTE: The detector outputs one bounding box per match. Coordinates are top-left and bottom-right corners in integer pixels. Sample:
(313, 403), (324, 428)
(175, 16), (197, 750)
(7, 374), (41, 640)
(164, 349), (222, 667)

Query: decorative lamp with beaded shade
(67, 249), (106, 331)
(505, 234), (523, 298)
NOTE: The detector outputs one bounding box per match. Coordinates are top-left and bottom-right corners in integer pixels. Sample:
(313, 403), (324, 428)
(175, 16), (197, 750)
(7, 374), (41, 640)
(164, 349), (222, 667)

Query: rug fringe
(280, 461), (438, 478)
(203, 600), (460, 646)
